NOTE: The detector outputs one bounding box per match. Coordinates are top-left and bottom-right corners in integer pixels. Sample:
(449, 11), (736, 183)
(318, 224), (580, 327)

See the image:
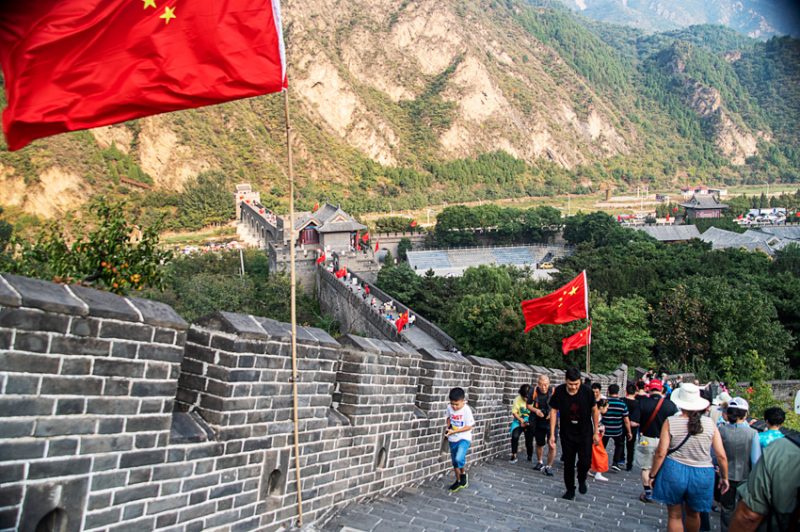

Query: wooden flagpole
(283, 87), (304, 525)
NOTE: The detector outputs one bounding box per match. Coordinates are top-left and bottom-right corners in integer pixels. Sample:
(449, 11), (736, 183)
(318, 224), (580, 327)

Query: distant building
(632, 225), (701, 243)
(747, 208), (786, 221)
(234, 184), (261, 219)
(293, 204), (367, 251)
(405, 245), (572, 279)
(680, 194), (729, 220)
(680, 185), (728, 199)
(235, 184), (375, 291)
(699, 227), (774, 255)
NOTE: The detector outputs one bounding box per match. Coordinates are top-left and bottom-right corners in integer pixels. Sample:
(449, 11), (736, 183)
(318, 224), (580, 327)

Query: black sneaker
(533, 462), (544, 471)
(460, 473), (469, 489)
(626, 464), (633, 471)
(562, 489), (576, 500)
(611, 464), (621, 472)
(509, 456), (518, 464)
(449, 480), (462, 492)
(579, 481), (588, 494)
(543, 466), (554, 477)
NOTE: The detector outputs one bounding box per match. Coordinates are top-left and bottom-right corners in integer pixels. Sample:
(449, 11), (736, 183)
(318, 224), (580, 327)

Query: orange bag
(591, 441), (609, 473)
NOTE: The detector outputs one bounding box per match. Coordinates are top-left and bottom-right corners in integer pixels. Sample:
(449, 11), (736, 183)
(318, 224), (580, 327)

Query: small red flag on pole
(562, 323), (592, 355)
(374, 240), (380, 252)
(316, 252), (326, 265)
(361, 232), (370, 243)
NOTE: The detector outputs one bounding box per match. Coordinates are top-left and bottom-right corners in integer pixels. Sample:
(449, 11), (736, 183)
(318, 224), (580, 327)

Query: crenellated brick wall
(0, 273), (626, 532)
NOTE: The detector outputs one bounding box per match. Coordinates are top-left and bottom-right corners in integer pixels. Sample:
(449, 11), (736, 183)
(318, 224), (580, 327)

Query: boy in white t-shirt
(445, 387), (475, 492)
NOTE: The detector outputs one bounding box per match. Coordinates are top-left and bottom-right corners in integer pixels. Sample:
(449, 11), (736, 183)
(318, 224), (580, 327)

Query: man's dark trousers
(561, 436), (591, 491)
(626, 428), (638, 469)
(603, 433), (625, 465)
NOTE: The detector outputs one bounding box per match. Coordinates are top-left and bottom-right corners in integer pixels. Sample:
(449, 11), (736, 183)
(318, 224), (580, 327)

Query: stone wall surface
(0, 273), (626, 532)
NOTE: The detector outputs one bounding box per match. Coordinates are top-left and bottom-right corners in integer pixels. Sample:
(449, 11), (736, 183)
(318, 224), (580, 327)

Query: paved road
(322, 456), (723, 532)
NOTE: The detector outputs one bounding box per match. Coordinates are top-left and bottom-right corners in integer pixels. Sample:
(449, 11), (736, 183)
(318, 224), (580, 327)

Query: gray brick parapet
(0, 273), (627, 532)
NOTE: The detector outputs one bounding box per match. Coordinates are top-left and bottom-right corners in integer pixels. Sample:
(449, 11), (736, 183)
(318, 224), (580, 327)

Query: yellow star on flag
(160, 6), (176, 24)
(142, 0), (157, 8)
(568, 286), (579, 296)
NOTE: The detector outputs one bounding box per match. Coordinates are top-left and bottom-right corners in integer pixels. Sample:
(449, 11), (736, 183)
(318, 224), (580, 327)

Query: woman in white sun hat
(649, 383), (730, 532)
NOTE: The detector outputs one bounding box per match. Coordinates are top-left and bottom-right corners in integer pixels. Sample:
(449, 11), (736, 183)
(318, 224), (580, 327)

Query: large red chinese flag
(520, 271), (588, 333)
(0, 0), (287, 151)
(562, 323), (591, 355)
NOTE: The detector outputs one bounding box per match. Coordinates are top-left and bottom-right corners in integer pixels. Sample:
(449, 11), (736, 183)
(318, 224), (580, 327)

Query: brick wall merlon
(0, 274), (187, 332)
(502, 361), (533, 371)
(417, 347), (470, 365)
(194, 310), (340, 349)
(467, 355), (506, 369)
(0, 275), (22, 306)
(195, 311), (268, 340)
(128, 297), (187, 330)
(1, 274), (87, 315)
(340, 335), (422, 359)
(69, 285), (140, 322)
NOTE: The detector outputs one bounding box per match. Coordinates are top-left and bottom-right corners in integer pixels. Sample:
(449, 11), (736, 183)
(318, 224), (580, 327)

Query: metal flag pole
(585, 319), (592, 374)
(283, 87), (304, 526)
(584, 270), (590, 374)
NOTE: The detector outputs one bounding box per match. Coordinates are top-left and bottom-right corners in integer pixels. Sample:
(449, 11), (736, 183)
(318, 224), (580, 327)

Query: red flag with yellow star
(520, 271), (588, 333)
(562, 323), (591, 355)
(0, 0), (287, 150)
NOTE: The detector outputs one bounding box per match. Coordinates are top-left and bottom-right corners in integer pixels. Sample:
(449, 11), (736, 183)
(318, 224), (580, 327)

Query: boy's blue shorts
(652, 457), (715, 512)
(449, 439), (470, 469)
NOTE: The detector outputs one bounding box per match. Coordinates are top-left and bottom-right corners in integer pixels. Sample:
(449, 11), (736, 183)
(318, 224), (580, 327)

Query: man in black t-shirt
(549, 367), (600, 500)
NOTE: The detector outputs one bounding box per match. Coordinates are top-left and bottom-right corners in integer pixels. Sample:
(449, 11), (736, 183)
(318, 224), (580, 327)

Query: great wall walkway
(321, 457), (722, 532)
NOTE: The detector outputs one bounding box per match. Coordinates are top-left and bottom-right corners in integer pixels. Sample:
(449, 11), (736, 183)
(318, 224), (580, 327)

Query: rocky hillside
(0, 0), (799, 227)
(556, 0), (800, 38)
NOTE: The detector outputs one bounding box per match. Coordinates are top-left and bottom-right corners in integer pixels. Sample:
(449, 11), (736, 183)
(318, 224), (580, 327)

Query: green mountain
(554, 0), (800, 38)
(0, 0), (799, 230)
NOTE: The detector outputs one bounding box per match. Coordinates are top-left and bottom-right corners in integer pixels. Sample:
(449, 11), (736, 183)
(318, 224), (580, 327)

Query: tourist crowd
(327, 264), (417, 329)
(445, 368), (799, 532)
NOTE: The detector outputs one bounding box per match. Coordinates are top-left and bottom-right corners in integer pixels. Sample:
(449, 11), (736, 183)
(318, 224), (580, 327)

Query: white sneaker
(594, 472), (609, 482)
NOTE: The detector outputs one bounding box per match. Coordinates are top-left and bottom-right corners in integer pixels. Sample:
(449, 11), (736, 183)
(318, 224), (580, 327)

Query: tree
(562, 211), (630, 246)
(142, 249), (322, 326)
(590, 296), (655, 373)
(0, 207), (13, 270)
(772, 243), (800, 277)
(176, 171), (234, 230)
(6, 198), (171, 294)
(397, 237), (412, 262)
(445, 292), (520, 360)
(376, 262), (420, 304)
(649, 276), (794, 380)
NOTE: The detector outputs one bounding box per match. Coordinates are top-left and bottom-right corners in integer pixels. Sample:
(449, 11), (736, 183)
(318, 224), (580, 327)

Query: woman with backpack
(649, 383), (730, 532)
(509, 384), (533, 464)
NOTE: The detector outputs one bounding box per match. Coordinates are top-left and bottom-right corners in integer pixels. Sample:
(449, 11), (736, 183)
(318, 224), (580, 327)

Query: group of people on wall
(444, 367), (798, 532)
